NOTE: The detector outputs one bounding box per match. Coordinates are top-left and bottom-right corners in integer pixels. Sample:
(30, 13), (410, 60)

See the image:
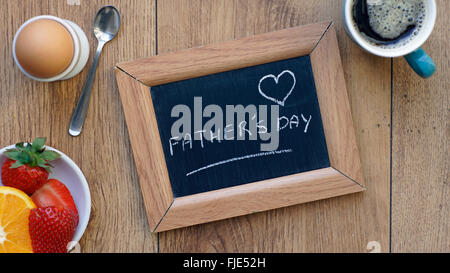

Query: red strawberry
(29, 206), (78, 253)
(1, 159), (48, 195)
(1, 138), (60, 195)
(31, 179), (79, 224)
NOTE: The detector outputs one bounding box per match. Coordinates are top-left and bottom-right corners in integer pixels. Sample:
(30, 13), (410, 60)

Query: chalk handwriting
(186, 149), (293, 176)
(258, 70), (296, 106)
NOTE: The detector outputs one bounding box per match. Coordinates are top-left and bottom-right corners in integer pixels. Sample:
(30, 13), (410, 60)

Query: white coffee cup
(13, 15), (90, 82)
(342, 0), (437, 78)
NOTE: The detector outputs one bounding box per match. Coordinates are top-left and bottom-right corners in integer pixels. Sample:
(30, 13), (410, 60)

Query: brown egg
(15, 19), (74, 78)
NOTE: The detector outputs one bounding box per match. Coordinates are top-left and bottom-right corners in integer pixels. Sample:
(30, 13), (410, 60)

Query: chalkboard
(117, 23), (365, 231)
(150, 55), (330, 197)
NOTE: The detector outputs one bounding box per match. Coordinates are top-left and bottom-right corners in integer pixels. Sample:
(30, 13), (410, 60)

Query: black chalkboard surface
(150, 55), (330, 197)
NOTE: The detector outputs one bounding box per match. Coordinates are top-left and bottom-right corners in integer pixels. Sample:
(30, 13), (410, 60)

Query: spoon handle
(69, 41), (105, 136)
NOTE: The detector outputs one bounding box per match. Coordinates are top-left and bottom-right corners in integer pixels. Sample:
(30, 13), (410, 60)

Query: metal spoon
(69, 6), (121, 136)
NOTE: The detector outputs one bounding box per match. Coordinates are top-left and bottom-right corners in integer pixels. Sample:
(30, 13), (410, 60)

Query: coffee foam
(355, 0), (427, 49)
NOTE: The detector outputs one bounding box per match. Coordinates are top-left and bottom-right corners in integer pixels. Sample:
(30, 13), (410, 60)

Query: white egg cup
(12, 15), (90, 82)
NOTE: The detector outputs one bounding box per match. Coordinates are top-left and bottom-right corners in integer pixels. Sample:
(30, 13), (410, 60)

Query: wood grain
(310, 24), (365, 186)
(0, 0), (157, 252)
(157, 0), (391, 253)
(5, 0), (446, 253)
(115, 69), (173, 231)
(391, 0), (449, 252)
(117, 22), (329, 86)
(156, 167), (362, 232)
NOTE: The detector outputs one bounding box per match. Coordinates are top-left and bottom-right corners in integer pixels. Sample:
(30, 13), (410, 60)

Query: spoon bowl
(93, 6), (121, 42)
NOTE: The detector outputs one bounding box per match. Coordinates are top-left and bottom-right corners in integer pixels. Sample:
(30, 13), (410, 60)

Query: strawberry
(31, 179), (79, 224)
(1, 138), (60, 195)
(28, 206), (78, 253)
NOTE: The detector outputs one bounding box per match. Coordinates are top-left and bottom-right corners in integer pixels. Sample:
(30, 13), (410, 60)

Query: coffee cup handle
(404, 47), (436, 78)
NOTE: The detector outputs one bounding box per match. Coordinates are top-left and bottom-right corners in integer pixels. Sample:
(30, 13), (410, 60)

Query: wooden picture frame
(115, 21), (365, 232)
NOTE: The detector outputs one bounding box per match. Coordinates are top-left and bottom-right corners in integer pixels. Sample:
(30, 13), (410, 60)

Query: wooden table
(0, 0), (447, 253)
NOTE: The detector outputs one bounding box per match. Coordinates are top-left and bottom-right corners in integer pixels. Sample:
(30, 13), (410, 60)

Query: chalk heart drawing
(258, 70), (296, 107)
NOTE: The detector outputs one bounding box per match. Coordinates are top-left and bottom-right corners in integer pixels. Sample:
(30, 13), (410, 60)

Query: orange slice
(0, 186), (36, 253)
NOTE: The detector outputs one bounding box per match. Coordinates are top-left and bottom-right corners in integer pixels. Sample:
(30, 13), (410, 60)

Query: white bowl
(0, 144), (91, 251)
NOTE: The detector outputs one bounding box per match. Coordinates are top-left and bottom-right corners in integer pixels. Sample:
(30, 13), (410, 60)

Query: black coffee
(353, 0), (426, 45)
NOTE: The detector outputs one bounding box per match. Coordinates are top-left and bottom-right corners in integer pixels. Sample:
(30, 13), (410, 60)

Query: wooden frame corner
(310, 24), (366, 187)
(115, 69), (174, 231)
